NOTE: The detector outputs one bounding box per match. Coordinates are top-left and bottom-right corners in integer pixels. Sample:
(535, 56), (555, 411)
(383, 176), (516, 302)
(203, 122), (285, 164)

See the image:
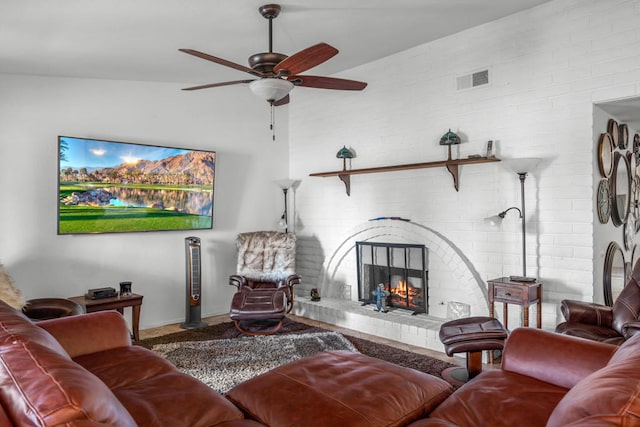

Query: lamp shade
(336, 146), (354, 159)
(484, 215), (503, 227)
(439, 129), (461, 145)
(274, 179), (295, 190)
(504, 157), (541, 174)
(249, 78), (294, 102)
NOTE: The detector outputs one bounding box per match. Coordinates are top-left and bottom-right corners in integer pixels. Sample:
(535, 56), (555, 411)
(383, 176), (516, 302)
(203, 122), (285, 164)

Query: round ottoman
(22, 298), (85, 321)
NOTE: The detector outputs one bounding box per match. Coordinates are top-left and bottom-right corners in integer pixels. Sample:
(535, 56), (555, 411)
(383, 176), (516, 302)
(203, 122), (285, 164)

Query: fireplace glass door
(356, 242), (428, 314)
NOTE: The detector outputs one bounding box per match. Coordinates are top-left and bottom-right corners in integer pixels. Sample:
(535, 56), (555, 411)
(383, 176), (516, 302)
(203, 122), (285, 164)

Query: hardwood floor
(139, 313), (462, 366)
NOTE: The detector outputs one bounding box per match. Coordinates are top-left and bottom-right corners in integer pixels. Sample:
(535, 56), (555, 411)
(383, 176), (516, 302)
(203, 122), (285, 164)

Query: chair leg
(286, 292), (294, 313)
(466, 351), (482, 379)
(233, 319), (284, 336)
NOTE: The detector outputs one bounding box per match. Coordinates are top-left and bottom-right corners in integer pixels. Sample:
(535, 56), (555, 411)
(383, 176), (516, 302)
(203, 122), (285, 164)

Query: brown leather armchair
(229, 231), (301, 313)
(555, 259), (640, 345)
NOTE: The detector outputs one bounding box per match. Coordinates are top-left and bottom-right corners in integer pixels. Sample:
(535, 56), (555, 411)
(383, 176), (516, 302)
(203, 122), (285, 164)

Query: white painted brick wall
(288, 0), (640, 332)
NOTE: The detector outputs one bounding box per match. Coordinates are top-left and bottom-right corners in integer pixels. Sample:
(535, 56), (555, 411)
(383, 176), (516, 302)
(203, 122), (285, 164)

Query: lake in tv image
(58, 136), (215, 234)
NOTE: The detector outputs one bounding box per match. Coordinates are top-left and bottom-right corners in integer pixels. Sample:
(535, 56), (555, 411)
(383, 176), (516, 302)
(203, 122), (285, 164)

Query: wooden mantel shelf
(310, 156), (500, 195)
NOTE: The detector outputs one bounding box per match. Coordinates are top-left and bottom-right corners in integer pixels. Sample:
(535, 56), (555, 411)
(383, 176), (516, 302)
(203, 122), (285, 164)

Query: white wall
(289, 0), (640, 327)
(0, 74), (290, 328)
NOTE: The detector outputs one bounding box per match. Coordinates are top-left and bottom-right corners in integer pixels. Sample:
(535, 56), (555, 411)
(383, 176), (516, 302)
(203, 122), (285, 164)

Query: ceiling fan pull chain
(271, 102), (276, 141)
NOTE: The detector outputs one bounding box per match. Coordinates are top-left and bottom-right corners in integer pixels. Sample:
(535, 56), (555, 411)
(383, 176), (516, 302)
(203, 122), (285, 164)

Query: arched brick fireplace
(317, 219), (489, 317)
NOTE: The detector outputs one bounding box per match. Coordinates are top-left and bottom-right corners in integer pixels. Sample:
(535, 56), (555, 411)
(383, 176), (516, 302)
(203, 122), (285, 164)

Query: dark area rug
(138, 317), (458, 386)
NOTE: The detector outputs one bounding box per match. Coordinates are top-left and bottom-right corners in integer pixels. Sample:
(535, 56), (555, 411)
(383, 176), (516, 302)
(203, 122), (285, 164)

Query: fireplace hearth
(356, 242), (428, 314)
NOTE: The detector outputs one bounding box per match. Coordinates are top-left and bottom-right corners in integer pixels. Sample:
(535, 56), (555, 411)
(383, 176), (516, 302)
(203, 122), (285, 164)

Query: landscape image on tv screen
(58, 136), (215, 234)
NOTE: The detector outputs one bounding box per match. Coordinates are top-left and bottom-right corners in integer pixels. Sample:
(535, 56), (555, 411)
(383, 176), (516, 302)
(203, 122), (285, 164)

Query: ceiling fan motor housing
(248, 52), (288, 74)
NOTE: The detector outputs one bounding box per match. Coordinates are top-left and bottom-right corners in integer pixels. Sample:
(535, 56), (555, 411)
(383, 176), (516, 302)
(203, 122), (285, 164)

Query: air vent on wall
(456, 69), (490, 91)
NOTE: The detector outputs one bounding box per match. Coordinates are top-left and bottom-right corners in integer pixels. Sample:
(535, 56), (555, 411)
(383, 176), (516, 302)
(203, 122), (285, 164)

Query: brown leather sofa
(3, 294), (640, 426)
(0, 299), (262, 426)
(409, 327), (640, 426)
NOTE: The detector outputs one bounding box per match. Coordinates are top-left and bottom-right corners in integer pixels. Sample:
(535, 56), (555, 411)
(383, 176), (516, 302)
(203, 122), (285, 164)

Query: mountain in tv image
(62, 151), (214, 186)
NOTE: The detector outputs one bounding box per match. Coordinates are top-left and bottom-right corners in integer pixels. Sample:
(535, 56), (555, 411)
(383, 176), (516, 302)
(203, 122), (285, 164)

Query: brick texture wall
(289, 0), (640, 329)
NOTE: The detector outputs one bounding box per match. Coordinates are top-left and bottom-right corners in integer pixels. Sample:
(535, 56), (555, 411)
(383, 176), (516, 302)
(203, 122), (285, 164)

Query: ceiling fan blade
(274, 43), (338, 76)
(272, 94), (290, 106)
(179, 49), (264, 77)
(182, 79), (254, 91)
(291, 75), (367, 91)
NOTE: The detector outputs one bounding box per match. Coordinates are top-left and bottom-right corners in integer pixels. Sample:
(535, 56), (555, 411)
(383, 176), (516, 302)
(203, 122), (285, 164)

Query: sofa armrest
(501, 328), (617, 389)
(37, 311), (132, 359)
(621, 320), (640, 339)
(560, 299), (613, 326)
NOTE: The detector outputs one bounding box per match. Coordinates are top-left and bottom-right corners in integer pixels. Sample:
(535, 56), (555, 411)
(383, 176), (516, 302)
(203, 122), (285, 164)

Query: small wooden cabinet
(488, 277), (542, 329)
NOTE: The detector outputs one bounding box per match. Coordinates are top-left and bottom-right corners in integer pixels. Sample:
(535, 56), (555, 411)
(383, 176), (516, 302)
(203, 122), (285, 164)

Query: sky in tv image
(60, 137), (189, 169)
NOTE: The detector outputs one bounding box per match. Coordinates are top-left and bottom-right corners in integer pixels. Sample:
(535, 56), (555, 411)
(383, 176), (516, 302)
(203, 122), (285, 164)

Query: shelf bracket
(445, 163), (460, 192)
(338, 173), (351, 196)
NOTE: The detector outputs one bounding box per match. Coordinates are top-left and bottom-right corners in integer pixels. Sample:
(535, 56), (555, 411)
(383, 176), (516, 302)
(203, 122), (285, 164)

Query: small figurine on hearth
(310, 288), (321, 301)
(373, 283), (389, 313)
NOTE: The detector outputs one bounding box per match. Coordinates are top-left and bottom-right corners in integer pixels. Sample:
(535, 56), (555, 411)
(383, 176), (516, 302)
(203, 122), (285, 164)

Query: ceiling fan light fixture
(249, 78), (294, 102)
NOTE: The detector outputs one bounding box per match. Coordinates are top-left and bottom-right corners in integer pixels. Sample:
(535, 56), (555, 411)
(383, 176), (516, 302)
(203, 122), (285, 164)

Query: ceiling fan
(179, 4), (367, 107)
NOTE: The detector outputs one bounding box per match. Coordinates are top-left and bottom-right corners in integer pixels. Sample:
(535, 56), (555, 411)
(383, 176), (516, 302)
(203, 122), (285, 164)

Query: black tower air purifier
(180, 237), (207, 329)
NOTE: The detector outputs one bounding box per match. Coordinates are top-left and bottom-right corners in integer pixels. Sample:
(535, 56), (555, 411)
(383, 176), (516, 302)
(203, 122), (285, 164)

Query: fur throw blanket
(236, 231), (296, 281)
(0, 264), (25, 310)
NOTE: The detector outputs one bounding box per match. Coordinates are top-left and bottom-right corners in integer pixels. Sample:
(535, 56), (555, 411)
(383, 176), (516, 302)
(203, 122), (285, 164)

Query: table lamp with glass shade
(439, 129), (461, 161)
(335, 146), (355, 196)
(485, 158), (541, 281)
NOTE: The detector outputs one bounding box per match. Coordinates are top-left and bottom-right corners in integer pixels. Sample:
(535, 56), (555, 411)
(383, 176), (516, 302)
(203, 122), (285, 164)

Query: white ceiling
(2, 0), (554, 85)
(3, 0), (639, 129)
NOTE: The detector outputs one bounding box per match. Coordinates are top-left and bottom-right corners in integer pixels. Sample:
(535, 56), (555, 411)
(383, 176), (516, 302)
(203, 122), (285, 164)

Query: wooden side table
(69, 293), (143, 341)
(487, 278), (542, 329)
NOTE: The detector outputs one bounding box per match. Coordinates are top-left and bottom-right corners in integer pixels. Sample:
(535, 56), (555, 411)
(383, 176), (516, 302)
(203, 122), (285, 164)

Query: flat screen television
(58, 136), (215, 234)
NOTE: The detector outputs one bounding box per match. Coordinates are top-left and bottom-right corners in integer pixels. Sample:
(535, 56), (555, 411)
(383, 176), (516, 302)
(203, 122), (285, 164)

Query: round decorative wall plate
(635, 175), (640, 232)
(597, 178), (611, 224)
(608, 119), (619, 147)
(598, 132), (614, 178)
(619, 123), (629, 149)
(628, 150), (637, 178)
(611, 152), (632, 227)
(625, 215), (636, 250)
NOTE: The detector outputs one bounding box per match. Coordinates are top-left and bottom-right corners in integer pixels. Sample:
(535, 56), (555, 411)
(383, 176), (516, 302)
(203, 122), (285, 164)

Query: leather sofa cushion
(546, 334), (640, 426)
(0, 339), (136, 426)
(226, 350), (453, 427)
(555, 321), (625, 345)
(422, 369), (568, 426)
(75, 345), (246, 426)
(501, 327), (616, 390)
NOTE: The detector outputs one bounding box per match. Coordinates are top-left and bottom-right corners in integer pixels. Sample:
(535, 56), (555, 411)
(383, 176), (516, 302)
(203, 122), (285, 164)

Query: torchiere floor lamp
(485, 158), (540, 280)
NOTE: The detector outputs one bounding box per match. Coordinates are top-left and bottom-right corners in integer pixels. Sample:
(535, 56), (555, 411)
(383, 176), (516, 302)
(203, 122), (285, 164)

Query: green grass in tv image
(59, 183), (212, 234)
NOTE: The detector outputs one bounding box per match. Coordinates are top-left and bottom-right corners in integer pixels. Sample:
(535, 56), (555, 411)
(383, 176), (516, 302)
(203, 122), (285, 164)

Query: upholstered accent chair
(556, 259), (640, 345)
(228, 231), (301, 335)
